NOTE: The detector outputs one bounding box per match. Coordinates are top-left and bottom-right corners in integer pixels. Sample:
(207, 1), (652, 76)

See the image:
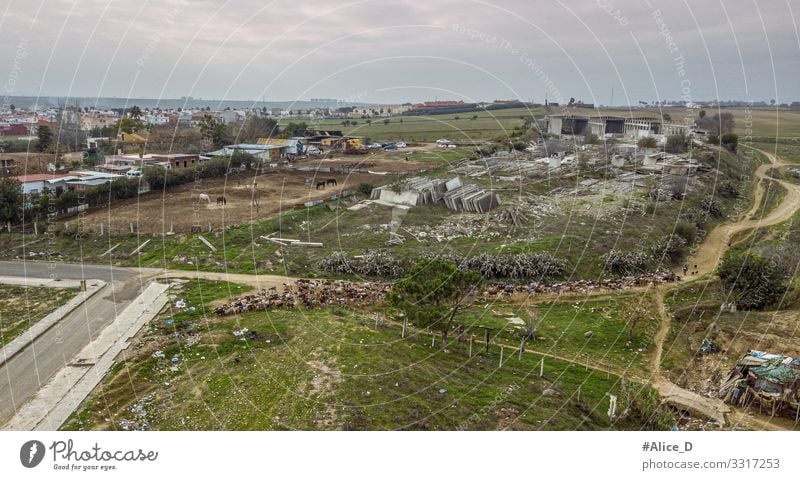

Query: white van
(125, 169), (142, 178)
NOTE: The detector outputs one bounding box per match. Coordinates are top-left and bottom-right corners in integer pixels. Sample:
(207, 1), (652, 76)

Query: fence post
(540, 357), (544, 377)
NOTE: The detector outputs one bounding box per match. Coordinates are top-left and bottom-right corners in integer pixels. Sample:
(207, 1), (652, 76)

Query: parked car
(125, 169), (142, 177)
(306, 146), (321, 155)
(436, 138), (451, 145)
(369, 143), (383, 149)
(394, 141), (407, 148)
(383, 143), (398, 150)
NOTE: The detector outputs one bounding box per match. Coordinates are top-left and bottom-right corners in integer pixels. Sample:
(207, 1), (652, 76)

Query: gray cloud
(0, 0), (797, 103)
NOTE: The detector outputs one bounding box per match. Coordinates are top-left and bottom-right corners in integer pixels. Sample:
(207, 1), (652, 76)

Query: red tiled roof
(13, 173), (71, 183)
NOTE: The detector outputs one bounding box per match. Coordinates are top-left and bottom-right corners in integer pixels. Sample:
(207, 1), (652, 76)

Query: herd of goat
(212, 272), (678, 316)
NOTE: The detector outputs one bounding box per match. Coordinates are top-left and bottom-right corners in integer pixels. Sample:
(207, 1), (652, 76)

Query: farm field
(69, 151), (441, 235)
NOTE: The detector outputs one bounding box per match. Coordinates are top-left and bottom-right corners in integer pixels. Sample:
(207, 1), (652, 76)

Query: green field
(281, 107), (544, 143)
(277, 105), (800, 145)
(63, 279), (672, 431)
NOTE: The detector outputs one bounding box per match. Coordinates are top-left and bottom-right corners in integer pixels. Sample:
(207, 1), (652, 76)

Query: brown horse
(216, 196), (226, 206)
(326, 178), (337, 186)
(316, 181), (326, 190)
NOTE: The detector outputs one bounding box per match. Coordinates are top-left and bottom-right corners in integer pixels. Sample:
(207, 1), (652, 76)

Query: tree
(128, 105), (142, 120)
(718, 252), (788, 310)
(388, 259), (482, 349)
(698, 110), (706, 119)
(9, 104), (15, 113)
(199, 114), (229, 148)
(637, 137), (657, 149)
(383, 119), (390, 125)
(35, 125), (53, 152)
(238, 116), (279, 143)
(282, 122), (308, 138)
(696, 112), (735, 135)
(584, 133), (600, 145)
(112, 117), (145, 134)
(720, 133), (738, 152)
(520, 306), (542, 352)
(0, 177), (23, 224)
(619, 301), (654, 343)
(665, 135), (687, 153)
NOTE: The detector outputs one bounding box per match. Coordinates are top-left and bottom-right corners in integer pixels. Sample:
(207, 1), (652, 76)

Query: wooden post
(208, 220), (212, 232)
(469, 335), (473, 357)
(607, 364), (611, 379)
(540, 357), (544, 377)
(129, 222), (134, 233)
(33, 222), (38, 236)
(577, 386), (581, 403)
(518, 346), (523, 361)
(6, 221), (10, 232)
(499, 346), (504, 367)
(431, 332), (435, 348)
(402, 319), (407, 338)
(484, 329), (489, 354)
(99, 223), (103, 236)
(795, 402), (799, 425)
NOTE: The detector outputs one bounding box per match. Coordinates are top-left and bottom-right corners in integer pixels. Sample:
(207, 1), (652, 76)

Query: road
(0, 260), (156, 425)
(681, 148), (800, 279)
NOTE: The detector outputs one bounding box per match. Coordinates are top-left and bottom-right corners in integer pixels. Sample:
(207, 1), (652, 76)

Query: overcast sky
(1, 0), (798, 104)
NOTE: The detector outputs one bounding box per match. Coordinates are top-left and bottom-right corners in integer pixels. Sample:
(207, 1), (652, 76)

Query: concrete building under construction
(546, 114), (693, 139)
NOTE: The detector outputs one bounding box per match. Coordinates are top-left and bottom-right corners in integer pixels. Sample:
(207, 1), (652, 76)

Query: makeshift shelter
(719, 350), (800, 419)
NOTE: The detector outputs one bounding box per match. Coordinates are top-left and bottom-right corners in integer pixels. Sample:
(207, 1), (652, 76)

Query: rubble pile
(442, 183), (501, 214)
(423, 252), (567, 280)
(601, 249), (653, 276)
(214, 279), (392, 316)
(483, 271), (677, 296)
(319, 250), (404, 277)
(370, 176), (501, 213)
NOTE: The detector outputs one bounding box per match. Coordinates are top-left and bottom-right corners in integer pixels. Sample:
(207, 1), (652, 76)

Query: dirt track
(682, 148), (800, 280)
(651, 146), (800, 429)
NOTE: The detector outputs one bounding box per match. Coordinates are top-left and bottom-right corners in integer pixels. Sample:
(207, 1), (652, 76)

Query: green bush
(718, 252), (788, 310)
(674, 220), (697, 244)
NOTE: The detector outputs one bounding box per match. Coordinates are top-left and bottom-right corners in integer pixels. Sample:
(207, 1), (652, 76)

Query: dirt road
(682, 148), (800, 280)
(650, 146), (800, 429)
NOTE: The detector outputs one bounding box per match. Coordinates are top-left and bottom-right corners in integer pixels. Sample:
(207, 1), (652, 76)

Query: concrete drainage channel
(0, 277), (107, 367)
(2, 281), (170, 431)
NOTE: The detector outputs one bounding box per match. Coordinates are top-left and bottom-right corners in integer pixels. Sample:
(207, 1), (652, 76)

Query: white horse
(198, 193), (210, 203)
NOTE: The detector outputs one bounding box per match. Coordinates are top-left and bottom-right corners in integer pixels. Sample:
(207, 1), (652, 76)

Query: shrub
(718, 252), (788, 310)
(601, 250), (652, 276)
(674, 220), (697, 244)
(357, 183), (375, 197)
(650, 234), (687, 264)
(700, 197), (722, 217)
